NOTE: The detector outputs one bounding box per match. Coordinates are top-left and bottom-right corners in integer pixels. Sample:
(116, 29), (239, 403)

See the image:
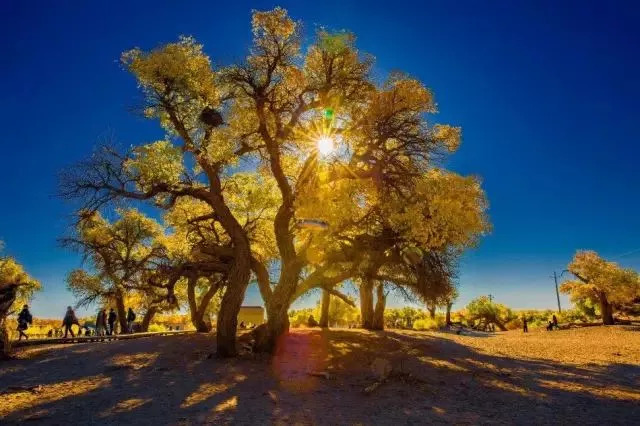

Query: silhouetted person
(62, 306), (78, 338)
(96, 308), (107, 336)
(552, 314), (559, 330)
(523, 317), (528, 333)
(126, 308), (136, 333)
(307, 315), (318, 327)
(546, 321), (553, 331)
(107, 308), (117, 335)
(17, 305), (32, 340)
(47, 329), (53, 338)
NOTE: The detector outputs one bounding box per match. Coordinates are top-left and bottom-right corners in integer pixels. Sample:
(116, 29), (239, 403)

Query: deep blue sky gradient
(2, 1), (639, 317)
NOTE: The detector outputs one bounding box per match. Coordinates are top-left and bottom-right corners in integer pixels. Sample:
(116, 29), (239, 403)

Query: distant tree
(64, 209), (168, 333)
(444, 288), (459, 326)
(288, 308), (315, 328)
(0, 248), (40, 358)
(464, 296), (512, 331)
(316, 291), (358, 327)
(184, 276), (223, 332)
(560, 251), (640, 325)
(400, 307), (423, 329)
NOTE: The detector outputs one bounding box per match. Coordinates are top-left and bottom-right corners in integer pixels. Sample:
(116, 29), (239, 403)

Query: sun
(316, 136), (334, 156)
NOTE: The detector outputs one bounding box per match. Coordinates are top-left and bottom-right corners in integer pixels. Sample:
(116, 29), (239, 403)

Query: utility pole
(488, 294), (493, 303)
(551, 270), (569, 313)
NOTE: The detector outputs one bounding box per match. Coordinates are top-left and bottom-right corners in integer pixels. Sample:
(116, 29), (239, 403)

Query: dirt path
(1, 327), (639, 425)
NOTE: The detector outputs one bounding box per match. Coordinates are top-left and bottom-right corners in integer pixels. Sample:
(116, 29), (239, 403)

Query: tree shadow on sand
(0, 329), (639, 424)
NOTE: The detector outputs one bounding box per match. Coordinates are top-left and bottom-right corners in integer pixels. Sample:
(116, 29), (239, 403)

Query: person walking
(62, 306), (79, 338)
(96, 308), (107, 336)
(107, 308), (117, 336)
(552, 314), (559, 330)
(17, 305), (33, 340)
(522, 317), (528, 333)
(126, 308), (136, 333)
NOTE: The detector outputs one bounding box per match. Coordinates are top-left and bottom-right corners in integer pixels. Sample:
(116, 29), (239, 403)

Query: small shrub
(413, 317), (445, 330)
(505, 318), (522, 330)
(148, 323), (167, 332)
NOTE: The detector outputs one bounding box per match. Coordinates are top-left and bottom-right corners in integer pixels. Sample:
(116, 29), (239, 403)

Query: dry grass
(0, 326), (638, 424)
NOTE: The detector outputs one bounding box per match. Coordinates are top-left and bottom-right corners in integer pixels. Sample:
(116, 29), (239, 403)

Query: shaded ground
(1, 326), (639, 425)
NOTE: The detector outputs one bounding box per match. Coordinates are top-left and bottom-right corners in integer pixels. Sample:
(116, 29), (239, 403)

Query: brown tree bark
(427, 303), (436, 319)
(446, 302), (453, 326)
(140, 306), (157, 332)
(205, 170), (253, 358)
(187, 276), (221, 333)
(372, 282), (386, 330)
(599, 292), (615, 325)
(0, 319), (10, 360)
(114, 288), (127, 334)
(360, 280), (374, 329)
(256, 268), (300, 353)
(0, 283), (17, 359)
(493, 318), (507, 331)
(216, 257), (251, 357)
(319, 289), (330, 328)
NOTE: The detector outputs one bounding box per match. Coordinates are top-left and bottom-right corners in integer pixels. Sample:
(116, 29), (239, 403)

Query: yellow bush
(148, 323), (167, 332)
(413, 317), (445, 331)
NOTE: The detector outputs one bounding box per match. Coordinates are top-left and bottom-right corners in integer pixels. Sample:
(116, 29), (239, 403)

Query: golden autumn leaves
(61, 7), (490, 354)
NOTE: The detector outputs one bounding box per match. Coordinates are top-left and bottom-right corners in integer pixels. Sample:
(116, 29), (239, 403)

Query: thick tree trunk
(204, 168), (253, 357)
(319, 289), (330, 328)
(599, 293), (615, 325)
(187, 276), (219, 333)
(446, 303), (453, 326)
(360, 281), (374, 329)
(115, 289), (127, 334)
(493, 318), (507, 331)
(372, 282), (386, 330)
(257, 304), (290, 353)
(140, 306), (157, 332)
(216, 260), (251, 357)
(427, 303), (436, 319)
(0, 284), (17, 359)
(256, 267), (299, 353)
(0, 319), (10, 360)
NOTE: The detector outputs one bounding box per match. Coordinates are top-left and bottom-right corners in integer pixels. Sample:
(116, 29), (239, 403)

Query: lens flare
(316, 136), (334, 155)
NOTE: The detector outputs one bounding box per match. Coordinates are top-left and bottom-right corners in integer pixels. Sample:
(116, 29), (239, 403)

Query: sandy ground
(1, 326), (639, 425)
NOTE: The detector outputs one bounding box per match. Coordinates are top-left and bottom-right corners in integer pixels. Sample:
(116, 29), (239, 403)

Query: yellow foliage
(0, 255), (41, 313)
(560, 251), (640, 305)
(125, 141), (184, 191)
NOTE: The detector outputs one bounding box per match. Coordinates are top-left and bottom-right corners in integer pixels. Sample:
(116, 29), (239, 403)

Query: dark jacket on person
(108, 310), (117, 324)
(62, 310), (78, 326)
(96, 310), (107, 327)
(127, 309), (136, 322)
(18, 308), (32, 329)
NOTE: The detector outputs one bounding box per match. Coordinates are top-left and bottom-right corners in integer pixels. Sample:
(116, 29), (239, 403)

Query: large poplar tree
(62, 8), (489, 356)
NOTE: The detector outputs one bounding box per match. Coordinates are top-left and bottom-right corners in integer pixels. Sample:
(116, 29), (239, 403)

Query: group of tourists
(88, 306), (137, 336)
(14, 304), (139, 340)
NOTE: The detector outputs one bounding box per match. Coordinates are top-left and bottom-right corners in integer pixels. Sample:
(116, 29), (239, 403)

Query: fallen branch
(5, 384), (43, 394)
(308, 371), (333, 379)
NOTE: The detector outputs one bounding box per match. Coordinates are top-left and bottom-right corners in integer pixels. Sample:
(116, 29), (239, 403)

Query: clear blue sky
(2, 1), (639, 318)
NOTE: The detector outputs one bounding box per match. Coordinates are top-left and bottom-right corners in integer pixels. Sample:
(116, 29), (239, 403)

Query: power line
(611, 247), (640, 259)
